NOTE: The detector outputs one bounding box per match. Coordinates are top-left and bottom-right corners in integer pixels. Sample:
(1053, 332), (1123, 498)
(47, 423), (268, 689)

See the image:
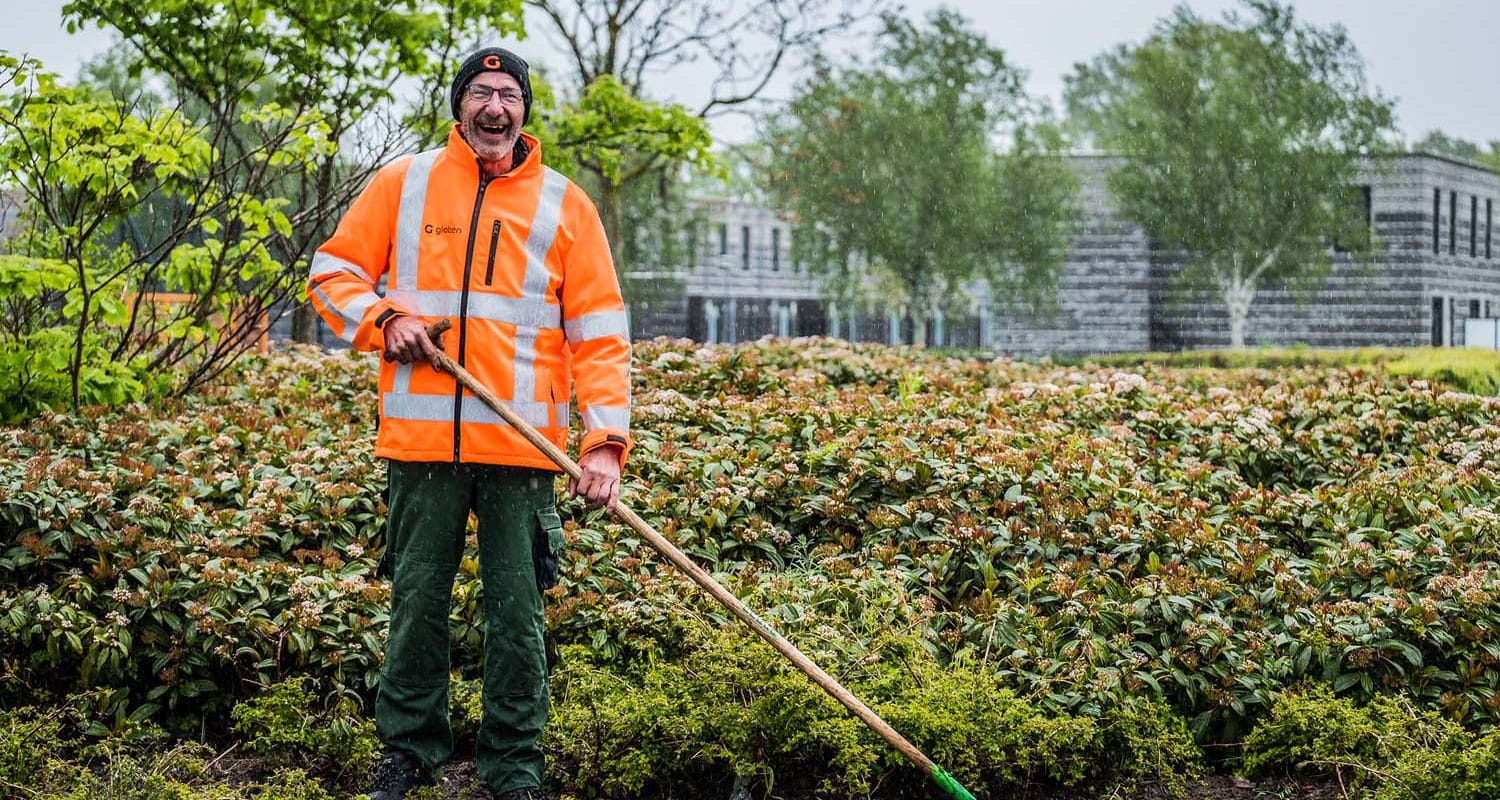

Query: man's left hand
(569, 445), (623, 511)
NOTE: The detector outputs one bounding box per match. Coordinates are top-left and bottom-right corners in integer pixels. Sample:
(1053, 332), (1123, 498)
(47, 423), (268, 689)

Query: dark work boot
(366, 749), (436, 800)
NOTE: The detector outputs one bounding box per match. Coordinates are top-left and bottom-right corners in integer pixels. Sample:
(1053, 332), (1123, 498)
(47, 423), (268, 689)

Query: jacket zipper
(484, 220), (501, 285)
(454, 167), (492, 463)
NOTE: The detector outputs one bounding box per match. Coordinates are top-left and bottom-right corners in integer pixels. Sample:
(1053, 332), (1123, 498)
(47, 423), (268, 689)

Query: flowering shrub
(1, 336), (1497, 795)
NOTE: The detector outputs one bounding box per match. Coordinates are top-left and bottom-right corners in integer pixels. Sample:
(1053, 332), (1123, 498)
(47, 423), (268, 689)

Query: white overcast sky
(5, 0), (1497, 147)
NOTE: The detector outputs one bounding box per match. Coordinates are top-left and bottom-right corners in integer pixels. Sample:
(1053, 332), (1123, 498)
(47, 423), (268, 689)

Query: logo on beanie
(483, 54), (502, 69)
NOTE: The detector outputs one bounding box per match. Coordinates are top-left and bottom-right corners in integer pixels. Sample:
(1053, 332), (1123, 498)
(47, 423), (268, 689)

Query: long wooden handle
(404, 319), (953, 784)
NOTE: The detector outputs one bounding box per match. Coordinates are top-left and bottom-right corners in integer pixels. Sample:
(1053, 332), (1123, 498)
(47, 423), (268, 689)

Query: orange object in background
(122, 291), (271, 354)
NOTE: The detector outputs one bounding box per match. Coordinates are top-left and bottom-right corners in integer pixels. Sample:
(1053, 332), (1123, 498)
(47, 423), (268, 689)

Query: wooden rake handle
(391, 318), (975, 800)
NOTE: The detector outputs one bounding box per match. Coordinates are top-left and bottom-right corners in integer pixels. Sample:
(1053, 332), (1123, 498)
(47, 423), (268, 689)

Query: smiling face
(458, 71), (524, 164)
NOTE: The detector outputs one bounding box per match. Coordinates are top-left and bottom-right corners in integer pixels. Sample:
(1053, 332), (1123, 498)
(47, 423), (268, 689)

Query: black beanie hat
(450, 47), (532, 124)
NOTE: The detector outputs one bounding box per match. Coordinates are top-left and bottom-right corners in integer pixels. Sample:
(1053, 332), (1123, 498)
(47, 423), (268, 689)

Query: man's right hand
(383, 315), (442, 364)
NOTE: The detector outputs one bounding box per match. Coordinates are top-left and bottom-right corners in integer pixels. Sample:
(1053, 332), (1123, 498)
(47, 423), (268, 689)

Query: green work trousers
(375, 460), (563, 795)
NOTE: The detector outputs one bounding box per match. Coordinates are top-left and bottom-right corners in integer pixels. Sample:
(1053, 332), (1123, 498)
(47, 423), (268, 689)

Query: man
(306, 47), (632, 800)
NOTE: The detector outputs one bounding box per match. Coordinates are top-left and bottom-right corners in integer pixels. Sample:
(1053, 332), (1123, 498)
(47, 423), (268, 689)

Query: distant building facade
(285, 152), (1500, 355)
(650, 152), (1500, 354)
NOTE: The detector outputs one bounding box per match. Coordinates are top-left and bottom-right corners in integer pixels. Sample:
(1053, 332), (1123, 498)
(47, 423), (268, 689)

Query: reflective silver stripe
(524, 169), (568, 297)
(564, 309), (629, 343)
(582, 405), (630, 433)
(311, 284), (378, 343)
(471, 293), (559, 328)
(382, 392), (554, 429)
(309, 251), (370, 282)
(511, 168), (570, 420)
(372, 290), (560, 328)
(554, 403), (570, 426)
(393, 362), (412, 395)
(393, 149), (440, 292)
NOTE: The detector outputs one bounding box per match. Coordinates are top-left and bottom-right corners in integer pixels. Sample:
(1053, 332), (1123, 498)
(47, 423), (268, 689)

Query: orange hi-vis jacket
(306, 128), (631, 471)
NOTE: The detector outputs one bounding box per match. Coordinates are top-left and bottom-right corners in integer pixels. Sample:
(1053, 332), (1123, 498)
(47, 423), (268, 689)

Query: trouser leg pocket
(532, 507), (564, 593)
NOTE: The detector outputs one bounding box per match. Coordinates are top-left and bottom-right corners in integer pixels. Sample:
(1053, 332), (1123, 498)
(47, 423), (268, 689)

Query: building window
(1450, 191), (1457, 255)
(1471, 299), (1482, 318)
(1433, 189), (1442, 254)
(1432, 297), (1444, 346)
(741, 225), (751, 270)
(1488, 198), (1493, 259)
(718, 223), (728, 256)
(771, 228), (781, 271)
(1472, 195), (1479, 257)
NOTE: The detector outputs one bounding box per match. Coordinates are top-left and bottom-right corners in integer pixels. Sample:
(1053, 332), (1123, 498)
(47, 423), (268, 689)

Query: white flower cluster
(1105, 371), (1151, 395)
(1233, 406), (1283, 450)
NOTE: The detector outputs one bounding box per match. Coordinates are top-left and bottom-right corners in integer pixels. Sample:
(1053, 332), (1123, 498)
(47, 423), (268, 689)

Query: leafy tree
(1065, 0), (1395, 349)
(540, 74), (717, 307)
(762, 9), (1078, 344)
(62, 0), (526, 343)
(1414, 130), (1500, 173)
(521, 0), (880, 275)
(0, 55), (318, 419)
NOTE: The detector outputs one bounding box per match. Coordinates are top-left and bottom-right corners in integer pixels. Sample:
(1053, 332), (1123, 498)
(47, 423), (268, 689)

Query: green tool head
(931, 766), (977, 800)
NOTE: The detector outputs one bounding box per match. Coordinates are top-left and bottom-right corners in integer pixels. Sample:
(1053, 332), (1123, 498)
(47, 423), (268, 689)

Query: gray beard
(461, 121), (522, 163)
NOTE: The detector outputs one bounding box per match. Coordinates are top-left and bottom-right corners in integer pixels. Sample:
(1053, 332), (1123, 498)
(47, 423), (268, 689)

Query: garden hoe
(395, 319), (978, 800)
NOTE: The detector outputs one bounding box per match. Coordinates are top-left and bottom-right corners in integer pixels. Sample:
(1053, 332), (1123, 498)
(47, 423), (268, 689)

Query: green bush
(3, 698), (349, 799)
(38, 740), (236, 800)
(1243, 685), (1500, 799)
(230, 678), (378, 775)
(0, 704), (67, 789)
(248, 769), (337, 800)
(1383, 728), (1500, 800)
(1078, 345), (1500, 395)
(1242, 685), (1460, 775)
(545, 626), (1200, 799)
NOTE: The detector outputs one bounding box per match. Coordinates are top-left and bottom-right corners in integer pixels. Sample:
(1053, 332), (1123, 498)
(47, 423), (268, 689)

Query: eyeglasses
(465, 85), (525, 106)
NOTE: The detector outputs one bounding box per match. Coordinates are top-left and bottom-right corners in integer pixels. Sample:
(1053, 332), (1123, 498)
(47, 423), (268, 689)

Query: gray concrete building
(647, 152), (1500, 355)
(1144, 153), (1500, 353)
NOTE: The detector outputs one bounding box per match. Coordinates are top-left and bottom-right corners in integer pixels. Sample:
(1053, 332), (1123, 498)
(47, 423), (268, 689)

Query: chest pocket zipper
(484, 220), (501, 285)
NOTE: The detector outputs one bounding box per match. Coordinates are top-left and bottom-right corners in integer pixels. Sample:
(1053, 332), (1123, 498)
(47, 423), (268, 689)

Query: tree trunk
(291, 302), (318, 344)
(909, 312), (928, 346)
(1224, 281), (1256, 349)
(600, 179), (623, 264)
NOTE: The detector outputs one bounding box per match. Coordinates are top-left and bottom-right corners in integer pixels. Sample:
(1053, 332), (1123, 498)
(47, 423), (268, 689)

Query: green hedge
(1071, 346), (1500, 395)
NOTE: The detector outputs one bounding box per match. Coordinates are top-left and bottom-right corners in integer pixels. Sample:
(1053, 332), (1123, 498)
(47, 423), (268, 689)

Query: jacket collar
(445, 125), (542, 178)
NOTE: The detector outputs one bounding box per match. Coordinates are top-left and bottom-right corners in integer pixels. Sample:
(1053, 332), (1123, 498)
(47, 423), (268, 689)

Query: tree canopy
(522, 0), (878, 282)
(1065, 0), (1396, 348)
(763, 9), (1078, 343)
(1414, 130), (1500, 174)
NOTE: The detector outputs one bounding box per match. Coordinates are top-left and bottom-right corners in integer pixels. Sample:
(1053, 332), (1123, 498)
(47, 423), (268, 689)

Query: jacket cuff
(370, 308), (404, 351)
(580, 431), (631, 468)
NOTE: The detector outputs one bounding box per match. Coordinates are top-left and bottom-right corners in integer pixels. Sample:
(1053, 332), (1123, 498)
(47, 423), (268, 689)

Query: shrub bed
(1, 337), (1497, 796)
